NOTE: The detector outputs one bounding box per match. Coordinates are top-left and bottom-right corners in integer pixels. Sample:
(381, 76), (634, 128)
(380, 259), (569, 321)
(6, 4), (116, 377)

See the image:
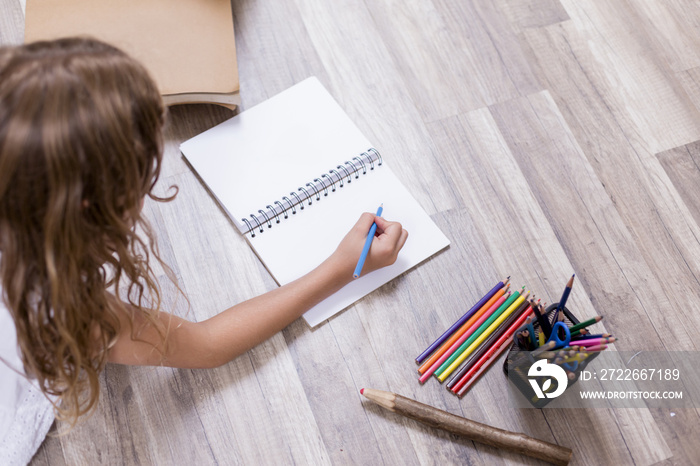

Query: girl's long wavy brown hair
(0, 37), (174, 427)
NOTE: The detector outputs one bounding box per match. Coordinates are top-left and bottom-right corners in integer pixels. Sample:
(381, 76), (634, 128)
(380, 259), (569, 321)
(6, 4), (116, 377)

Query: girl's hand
(329, 213), (409, 278)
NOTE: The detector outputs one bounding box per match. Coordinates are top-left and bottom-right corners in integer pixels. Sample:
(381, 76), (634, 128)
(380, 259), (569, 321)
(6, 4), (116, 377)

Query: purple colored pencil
(415, 277), (509, 364)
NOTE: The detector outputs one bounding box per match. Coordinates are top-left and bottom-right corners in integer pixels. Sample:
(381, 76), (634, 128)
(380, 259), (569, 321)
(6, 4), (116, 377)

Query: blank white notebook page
(181, 77), (450, 327)
(181, 77), (374, 234)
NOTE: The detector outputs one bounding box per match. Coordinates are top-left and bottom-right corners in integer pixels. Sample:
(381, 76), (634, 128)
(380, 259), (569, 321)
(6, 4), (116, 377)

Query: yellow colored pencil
(437, 292), (529, 382)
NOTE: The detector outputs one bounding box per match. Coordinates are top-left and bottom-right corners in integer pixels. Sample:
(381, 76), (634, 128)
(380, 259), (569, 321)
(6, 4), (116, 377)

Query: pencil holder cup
(502, 304), (599, 408)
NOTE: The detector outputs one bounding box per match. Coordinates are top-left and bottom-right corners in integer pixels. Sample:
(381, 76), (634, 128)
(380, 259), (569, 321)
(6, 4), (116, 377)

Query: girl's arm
(107, 214), (408, 368)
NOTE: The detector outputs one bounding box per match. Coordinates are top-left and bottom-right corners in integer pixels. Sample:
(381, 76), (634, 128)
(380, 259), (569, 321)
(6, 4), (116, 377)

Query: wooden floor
(4, 0), (700, 464)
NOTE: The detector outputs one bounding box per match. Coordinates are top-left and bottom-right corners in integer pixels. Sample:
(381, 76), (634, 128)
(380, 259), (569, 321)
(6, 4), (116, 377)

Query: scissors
(546, 321), (571, 349)
(562, 353), (590, 372)
(547, 322), (580, 370)
(562, 360), (579, 372)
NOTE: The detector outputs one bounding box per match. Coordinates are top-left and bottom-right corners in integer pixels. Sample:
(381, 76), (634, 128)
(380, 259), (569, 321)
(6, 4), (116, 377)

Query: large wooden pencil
(361, 388), (572, 465)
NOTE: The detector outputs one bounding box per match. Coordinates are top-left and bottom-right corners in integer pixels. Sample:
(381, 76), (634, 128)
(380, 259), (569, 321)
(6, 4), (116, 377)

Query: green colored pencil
(568, 316), (602, 333)
(434, 289), (522, 378)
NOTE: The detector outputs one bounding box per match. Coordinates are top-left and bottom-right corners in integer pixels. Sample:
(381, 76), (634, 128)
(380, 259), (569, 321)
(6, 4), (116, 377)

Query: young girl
(0, 38), (407, 463)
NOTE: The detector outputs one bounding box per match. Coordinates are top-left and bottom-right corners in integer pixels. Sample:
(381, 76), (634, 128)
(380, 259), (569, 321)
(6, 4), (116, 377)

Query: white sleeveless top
(0, 296), (55, 465)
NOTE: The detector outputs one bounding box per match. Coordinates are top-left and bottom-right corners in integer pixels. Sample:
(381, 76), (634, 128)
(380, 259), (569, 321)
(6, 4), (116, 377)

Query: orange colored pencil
(418, 284), (510, 374)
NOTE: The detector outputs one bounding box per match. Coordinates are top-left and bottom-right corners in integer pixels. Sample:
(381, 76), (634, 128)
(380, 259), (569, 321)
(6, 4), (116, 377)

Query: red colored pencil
(453, 339), (511, 397)
(452, 307), (533, 395)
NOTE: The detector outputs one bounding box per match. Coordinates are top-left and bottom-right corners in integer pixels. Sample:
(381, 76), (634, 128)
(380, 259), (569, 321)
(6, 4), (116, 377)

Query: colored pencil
(571, 333), (610, 340)
(569, 337), (615, 347)
(418, 292), (510, 382)
(418, 286), (509, 375)
(353, 204), (383, 278)
(431, 289), (522, 378)
(532, 298), (551, 337)
(568, 316), (602, 333)
(553, 274), (575, 322)
(559, 354), (588, 364)
(415, 277), (509, 364)
(453, 308), (534, 395)
(531, 340), (555, 357)
(445, 303), (530, 389)
(360, 388), (572, 465)
(437, 291), (530, 381)
(583, 344), (608, 352)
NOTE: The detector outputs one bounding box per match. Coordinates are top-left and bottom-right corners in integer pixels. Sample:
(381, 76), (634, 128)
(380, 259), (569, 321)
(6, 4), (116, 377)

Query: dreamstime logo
(528, 359), (569, 399)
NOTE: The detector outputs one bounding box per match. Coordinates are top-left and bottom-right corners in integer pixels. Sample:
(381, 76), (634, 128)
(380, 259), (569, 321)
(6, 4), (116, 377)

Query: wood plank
(657, 141), (700, 229)
(521, 21), (700, 348)
(362, 0), (487, 121)
(495, 0), (569, 32)
(154, 173), (332, 464)
(360, 0), (541, 121)
(427, 104), (655, 465)
(558, 0), (700, 154)
(347, 212), (506, 465)
(626, 0), (700, 72)
(293, 0), (460, 215)
(365, 0), (547, 122)
(489, 91), (693, 465)
(232, 0), (329, 104)
(27, 423), (66, 466)
(0, 0), (24, 45)
(44, 274), (241, 465)
(432, 0), (541, 99)
(676, 67), (700, 118)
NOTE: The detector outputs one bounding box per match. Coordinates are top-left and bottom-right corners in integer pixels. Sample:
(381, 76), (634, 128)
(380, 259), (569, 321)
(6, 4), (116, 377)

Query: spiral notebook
(180, 77), (450, 327)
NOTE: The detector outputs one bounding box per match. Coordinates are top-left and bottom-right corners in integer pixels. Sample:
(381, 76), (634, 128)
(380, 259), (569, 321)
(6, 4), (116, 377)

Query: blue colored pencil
(415, 277), (510, 364)
(353, 204), (383, 279)
(554, 274), (575, 322)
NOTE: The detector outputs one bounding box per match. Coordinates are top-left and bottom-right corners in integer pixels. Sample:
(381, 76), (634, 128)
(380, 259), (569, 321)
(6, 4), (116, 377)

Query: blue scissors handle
(562, 360), (579, 372)
(547, 321), (571, 349)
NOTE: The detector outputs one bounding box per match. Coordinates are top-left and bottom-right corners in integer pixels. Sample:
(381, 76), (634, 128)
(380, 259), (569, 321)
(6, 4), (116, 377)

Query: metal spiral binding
(290, 191), (304, 209)
(243, 148), (383, 238)
(321, 174), (334, 193)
